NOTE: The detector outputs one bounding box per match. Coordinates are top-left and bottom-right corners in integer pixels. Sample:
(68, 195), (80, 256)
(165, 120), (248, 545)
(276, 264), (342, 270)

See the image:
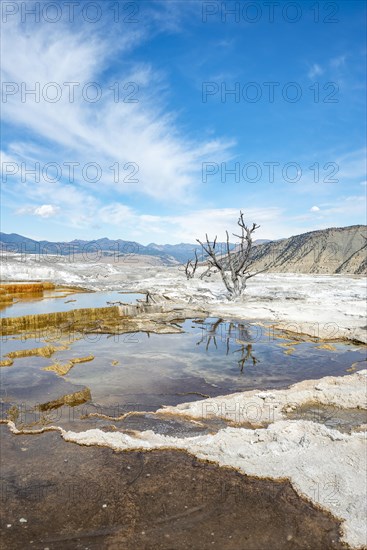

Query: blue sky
(1, 0), (366, 244)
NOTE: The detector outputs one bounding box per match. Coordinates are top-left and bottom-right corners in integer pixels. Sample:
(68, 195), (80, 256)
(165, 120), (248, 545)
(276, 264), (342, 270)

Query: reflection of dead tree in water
(196, 319), (259, 372)
(234, 343), (258, 373)
(196, 318), (223, 350)
(226, 322), (258, 372)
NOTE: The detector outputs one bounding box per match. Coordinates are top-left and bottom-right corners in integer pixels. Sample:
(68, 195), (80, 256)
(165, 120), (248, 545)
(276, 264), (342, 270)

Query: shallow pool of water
(0, 290), (144, 318)
(1, 317), (365, 432)
(286, 403), (367, 433)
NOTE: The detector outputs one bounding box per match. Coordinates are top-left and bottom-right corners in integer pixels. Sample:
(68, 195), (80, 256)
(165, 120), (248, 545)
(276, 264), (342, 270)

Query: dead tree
(199, 264), (217, 280)
(184, 249), (198, 280)
(196, 211), (263, 299)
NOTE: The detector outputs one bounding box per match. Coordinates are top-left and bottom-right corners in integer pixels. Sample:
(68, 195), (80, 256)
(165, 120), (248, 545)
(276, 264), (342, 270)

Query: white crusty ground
(157, 369), (367, 425)
(120, 269), (367, 343)
(1, 254), (365, 342)
(26, 370), (363, 549)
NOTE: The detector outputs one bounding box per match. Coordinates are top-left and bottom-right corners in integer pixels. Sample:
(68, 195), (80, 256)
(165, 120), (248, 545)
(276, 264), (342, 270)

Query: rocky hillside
(248, 225), (367, 274)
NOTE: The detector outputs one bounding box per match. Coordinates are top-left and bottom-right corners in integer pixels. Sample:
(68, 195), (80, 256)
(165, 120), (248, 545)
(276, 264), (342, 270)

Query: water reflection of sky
(0, 291), (143, 318)
(1, 318), (365, 416)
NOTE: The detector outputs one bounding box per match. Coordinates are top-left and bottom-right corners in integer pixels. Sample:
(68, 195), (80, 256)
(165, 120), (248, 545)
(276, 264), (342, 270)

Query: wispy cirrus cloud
(1, 13), (233, 211)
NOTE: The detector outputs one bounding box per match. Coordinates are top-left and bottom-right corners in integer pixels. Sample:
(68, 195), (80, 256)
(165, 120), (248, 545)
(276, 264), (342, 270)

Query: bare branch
(184, 249), (198, 279)
(196, 211), (265, 299)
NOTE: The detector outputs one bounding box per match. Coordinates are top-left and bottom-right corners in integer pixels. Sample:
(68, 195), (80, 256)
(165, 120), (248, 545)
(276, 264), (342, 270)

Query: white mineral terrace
(1, 255), (366, 342)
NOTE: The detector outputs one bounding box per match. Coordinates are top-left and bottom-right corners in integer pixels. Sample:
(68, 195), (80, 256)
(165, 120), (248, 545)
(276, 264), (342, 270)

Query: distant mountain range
(0, 226), (365, 273)
(0, 232), (241, 265)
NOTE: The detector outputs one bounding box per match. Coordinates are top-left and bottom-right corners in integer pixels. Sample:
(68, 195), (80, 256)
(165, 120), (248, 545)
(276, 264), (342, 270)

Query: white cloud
(98, 204), (136, 226)
(87, 205), (286, 243)
(308, 63), (324, 79)
(8, 197), (366, 244)
(1, 18), (233, 206)
(34, 204), (59, 218)
(314, 195), (366, 217)
(294, 195), (366, 224)
(17, 204), (60, 218)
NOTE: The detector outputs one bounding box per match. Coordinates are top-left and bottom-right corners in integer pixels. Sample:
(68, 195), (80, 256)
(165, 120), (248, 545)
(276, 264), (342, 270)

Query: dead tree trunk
(196, 211), (264, 300)
(184, 250), (198, 279)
